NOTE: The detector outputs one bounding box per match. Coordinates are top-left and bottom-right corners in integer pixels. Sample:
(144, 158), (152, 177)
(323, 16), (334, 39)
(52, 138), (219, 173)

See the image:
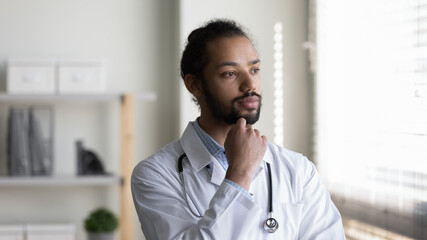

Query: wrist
(225, 167), (254, 191)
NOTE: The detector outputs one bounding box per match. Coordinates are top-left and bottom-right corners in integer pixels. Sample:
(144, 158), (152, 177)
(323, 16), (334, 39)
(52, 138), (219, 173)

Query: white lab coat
(131, 122), (345, 240)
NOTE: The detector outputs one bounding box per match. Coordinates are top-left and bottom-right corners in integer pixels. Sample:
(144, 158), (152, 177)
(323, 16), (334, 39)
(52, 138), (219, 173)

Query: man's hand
(224, 118), (267, 190)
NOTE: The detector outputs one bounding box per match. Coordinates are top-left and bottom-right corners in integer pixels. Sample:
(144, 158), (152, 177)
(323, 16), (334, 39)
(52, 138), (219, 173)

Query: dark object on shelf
(8, 108), (31, 176)
(76, 141), (106, 175)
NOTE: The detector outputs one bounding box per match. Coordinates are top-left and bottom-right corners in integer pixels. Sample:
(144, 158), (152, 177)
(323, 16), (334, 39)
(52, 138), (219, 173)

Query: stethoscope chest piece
(263, 162), (279, 233)
(264, 216), (279, 233)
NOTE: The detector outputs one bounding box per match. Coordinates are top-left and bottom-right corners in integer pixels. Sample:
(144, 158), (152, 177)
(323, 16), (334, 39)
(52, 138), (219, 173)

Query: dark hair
(180, 19), (251, 81)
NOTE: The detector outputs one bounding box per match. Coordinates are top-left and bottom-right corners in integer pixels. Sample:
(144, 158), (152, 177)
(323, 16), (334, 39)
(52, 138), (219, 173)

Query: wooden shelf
(0, 92), (141, 240)
(0, 175), (122, 187)
(0, 92), (157, 102)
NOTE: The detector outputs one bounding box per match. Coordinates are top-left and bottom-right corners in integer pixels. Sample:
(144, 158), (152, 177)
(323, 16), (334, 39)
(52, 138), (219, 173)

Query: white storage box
(58, 59), (105, 93)
(7, 59), (56, 94)
(0, 225), (24, 240)
(26, 224), (75, 240)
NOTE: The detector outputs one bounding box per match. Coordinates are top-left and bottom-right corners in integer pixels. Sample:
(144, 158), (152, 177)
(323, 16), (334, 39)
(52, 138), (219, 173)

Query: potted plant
(85, 208), (119, 240)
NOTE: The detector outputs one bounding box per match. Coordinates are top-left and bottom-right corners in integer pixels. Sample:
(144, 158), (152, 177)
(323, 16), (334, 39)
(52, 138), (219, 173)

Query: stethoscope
(178, 153), (279, 233)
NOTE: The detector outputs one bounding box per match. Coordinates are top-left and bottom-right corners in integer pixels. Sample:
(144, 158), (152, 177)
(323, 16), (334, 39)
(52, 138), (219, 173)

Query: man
(132, 19), (345, 239)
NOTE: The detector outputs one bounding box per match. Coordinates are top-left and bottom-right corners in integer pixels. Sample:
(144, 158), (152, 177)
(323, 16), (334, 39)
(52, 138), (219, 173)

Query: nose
(239, 72), (257, 92)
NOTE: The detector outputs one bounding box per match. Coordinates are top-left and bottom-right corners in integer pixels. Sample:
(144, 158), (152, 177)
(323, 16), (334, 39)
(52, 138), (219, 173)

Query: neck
(198, 115), (232, 147)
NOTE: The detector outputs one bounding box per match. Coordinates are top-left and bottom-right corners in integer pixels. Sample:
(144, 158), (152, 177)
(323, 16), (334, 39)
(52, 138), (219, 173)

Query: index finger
(235, 118), (247, 128)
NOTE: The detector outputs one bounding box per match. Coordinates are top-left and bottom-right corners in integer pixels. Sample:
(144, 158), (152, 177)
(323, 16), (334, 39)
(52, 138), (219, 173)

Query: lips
(238, 96), (259, 109)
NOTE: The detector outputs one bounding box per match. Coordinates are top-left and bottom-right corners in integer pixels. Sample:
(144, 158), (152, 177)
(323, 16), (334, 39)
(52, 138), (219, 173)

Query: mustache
(232, 92), (262, 102)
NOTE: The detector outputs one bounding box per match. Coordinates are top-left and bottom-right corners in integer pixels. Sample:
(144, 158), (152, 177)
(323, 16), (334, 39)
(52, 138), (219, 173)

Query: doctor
(132, 19), (345, 239)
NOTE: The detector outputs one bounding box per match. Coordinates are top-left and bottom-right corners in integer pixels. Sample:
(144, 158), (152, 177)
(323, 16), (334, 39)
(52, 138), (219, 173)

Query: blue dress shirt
(191, 119), (252, 198)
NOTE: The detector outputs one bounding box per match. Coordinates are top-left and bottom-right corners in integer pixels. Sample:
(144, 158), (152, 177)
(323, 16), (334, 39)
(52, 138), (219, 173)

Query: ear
(184, 74), (203, 98)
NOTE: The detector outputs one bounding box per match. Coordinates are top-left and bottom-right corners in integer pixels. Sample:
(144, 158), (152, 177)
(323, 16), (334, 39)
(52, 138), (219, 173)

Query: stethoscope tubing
(178, 154), (202, 217)
(177, 153), (278, 233)
(266, 161), (273, 213)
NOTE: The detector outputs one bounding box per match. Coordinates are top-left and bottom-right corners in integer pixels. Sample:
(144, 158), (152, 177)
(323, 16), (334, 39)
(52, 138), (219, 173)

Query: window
(315, 0), (427, 238)
(273, 22), (284, 147)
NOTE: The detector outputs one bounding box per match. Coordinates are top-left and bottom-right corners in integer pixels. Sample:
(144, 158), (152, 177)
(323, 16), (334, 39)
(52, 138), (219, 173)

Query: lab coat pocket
(275, 202), (304, 239)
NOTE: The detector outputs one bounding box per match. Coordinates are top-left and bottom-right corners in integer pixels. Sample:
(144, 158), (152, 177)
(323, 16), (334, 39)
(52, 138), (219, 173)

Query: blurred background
(0, 0), (425, 239)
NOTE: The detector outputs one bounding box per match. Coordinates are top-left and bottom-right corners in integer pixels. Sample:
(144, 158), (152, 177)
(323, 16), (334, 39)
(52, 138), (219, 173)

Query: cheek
(254, 76), (262, 89)
(216, 91), (235, 104)
(210, 82), (237, 99)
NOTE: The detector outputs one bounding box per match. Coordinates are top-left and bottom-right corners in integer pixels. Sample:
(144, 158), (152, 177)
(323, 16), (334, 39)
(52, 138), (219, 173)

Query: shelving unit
(0, 176), (122, 187)
(0, 92), (156, 240)
(0, 92), (157, 102)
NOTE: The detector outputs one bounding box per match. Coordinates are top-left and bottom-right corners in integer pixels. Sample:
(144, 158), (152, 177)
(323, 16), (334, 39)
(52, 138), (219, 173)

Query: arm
(298, 159), (346, 239)
(224, 118), (267, 190)
(131, 162), (262, 240)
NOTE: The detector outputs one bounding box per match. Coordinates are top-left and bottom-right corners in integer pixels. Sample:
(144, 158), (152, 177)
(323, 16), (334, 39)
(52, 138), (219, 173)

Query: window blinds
(315, 0), (427, 237)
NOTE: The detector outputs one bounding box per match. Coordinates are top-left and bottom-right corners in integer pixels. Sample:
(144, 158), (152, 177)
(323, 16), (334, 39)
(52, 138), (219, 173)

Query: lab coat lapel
(252, 144), (274, 181)
(210, 158), (226, 186)
(180, 122), (225, 186)
(179, 122), (212, 172)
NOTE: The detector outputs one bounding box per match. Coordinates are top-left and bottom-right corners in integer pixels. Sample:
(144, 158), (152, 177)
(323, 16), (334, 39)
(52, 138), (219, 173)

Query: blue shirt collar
(191, 118), (225, 158)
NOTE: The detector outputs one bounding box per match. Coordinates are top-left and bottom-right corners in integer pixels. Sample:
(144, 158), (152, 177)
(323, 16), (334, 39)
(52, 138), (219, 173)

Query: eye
(222, 71), (237, 78)
(251, 68), (260, 74)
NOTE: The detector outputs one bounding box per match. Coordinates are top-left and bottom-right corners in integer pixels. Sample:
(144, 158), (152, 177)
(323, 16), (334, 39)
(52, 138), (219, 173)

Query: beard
(202, 82), (262, 125)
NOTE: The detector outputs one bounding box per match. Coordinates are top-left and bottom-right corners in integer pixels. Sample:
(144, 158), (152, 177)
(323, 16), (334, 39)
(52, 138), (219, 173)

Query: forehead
(205, 36), (259, 66)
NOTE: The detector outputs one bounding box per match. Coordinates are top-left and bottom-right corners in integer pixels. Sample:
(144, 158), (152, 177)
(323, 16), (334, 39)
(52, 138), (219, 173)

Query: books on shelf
(7, 107), (53, 176)
(28, 108), (53, 175)
(8, 108), (31, 176)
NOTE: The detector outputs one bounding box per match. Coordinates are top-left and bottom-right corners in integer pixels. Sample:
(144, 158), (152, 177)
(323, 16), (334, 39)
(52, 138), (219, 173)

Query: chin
(243, 116), (259, 125)
(220, 106), (261, 125)
(239, 111), (260, 125)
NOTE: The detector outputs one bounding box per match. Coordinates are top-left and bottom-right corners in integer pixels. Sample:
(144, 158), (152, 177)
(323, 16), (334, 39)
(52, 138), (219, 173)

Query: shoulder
(267, 142), (311, 165)
(267, 142), (316, 179)
(132, 139), (183, 182)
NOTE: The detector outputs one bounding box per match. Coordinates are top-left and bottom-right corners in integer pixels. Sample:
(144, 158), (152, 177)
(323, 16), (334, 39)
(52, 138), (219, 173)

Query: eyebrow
(250, 59), (261, 65)
(216, 59), (261, 70)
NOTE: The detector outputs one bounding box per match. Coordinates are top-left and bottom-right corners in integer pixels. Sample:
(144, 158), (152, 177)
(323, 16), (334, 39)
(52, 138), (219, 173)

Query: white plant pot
(88, 232), (114, 240)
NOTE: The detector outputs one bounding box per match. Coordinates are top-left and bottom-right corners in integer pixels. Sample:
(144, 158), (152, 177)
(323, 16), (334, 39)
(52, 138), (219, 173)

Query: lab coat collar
(180, 122), (213, 173)
(252, 142), (273, 180)
(179, 121), (273, 186)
